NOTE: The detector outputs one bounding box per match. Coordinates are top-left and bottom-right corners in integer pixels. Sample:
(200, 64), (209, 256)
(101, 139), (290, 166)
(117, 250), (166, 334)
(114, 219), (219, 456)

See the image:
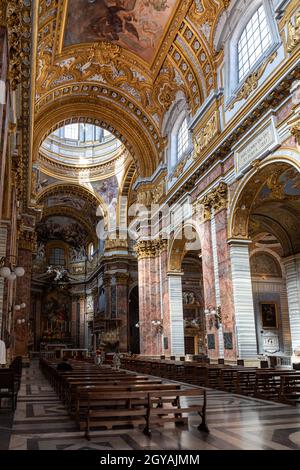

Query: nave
(1, 361), (300, 451)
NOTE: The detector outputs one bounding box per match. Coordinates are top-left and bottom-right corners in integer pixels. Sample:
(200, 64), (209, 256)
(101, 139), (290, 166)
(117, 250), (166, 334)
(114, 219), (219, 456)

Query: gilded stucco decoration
(198, 182), (228, 222)
(228, 52), (277, 110)
(135, 238), (167, 260)
(193, 111), (219, 158)
(287, 9), (300, 53)
(1, 0), (32, 208)
(32, 0), (230, 185)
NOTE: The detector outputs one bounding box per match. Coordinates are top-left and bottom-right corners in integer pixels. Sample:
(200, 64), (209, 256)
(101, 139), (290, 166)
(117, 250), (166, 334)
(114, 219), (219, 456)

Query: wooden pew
(254, 370), (300, 402)
(279, 374), (300, 405)
(67, 378), (163, 413)
(82, 386), (208, 439)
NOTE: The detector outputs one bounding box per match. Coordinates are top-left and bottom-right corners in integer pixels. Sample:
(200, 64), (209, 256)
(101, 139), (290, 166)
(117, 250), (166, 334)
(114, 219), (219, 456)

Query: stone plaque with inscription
(235, 119), (278, 174)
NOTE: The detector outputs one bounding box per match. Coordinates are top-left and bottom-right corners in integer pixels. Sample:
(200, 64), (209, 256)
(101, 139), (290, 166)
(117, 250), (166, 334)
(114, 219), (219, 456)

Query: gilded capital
(135, 239), (161, 260)
(198, 182), (228, 222)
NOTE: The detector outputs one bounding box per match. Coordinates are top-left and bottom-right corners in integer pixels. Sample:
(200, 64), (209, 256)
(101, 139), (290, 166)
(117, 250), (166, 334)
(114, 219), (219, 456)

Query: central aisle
(7, 360), (300, 450)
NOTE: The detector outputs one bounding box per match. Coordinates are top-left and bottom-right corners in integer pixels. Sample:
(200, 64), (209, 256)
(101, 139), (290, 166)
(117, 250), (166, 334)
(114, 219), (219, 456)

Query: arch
(168, 221), (202, 272)
(41, 206), (97, 246)
(33, 99), (161, 178)
(228, 149), (300, 255)
(249, 250), (283, 278)
(36, 182), (109, 217)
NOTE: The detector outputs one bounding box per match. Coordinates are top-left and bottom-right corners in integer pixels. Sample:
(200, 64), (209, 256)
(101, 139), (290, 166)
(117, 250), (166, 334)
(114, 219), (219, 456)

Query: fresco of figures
(64, 0), (177, 63)
(36, 216), (89, 248)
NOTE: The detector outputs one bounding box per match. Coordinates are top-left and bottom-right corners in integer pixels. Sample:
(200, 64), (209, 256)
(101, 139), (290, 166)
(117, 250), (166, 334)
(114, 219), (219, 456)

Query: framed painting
(261, 302), (278, 329)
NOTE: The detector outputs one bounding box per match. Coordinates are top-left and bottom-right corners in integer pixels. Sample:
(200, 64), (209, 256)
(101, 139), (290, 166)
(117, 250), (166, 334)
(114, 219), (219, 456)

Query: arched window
(88, 242), (94, 260)
(49, 247), (65, 266)
(214, 0), (280, 105)
(238, 5), (271, 82)
(177, 118), (189, 160)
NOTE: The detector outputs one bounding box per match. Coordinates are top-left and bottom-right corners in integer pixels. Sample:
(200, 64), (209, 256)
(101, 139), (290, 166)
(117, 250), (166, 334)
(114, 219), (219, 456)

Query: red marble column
(79, 296), (85, 348)
(115, 272), (128, 352)
(14, 247), (32, 358)
(71, 298), (77, 346)
(214, 208), (237, 360)
(198, 218), (219, 360)
(137, 243), (162, 356)
(103, 273), (111, 319)
(160, 245), (171, 355)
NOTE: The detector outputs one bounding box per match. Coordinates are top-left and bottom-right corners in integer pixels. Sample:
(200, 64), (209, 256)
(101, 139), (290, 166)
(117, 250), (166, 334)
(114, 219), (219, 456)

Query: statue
(112, 352), (121, 370)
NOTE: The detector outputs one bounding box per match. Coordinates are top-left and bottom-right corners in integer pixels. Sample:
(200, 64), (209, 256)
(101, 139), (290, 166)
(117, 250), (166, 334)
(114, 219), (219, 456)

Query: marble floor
(1, 361), (300, 450)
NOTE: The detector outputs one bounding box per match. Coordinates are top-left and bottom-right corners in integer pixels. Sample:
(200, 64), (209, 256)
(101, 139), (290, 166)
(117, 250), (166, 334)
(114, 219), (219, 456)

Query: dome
(40, 123), (122, 167)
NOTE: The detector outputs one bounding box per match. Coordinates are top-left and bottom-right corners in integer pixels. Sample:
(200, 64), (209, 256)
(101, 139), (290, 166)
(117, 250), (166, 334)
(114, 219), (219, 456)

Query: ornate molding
(290, 119), (300, 144)
(229, 52), (277, 110)
(18, 229), (37, 252)
(6, 0), (23, 90)
(105, 239), (128, 252)
(172, 156), (188, 179)
(287, 10), (300, 53)
(135, 238), (167, 260)
(199, 182), (228, 222)
(193, 111), (219, 159)
(136, 179), (165, 206)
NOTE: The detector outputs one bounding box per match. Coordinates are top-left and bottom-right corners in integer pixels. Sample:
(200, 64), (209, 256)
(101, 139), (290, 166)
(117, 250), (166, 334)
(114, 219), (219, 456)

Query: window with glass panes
(177, 118), (189, 160)
(49, 248), (65, 266)
(238, 5), (271, 82)
(64, 123), (79, 140)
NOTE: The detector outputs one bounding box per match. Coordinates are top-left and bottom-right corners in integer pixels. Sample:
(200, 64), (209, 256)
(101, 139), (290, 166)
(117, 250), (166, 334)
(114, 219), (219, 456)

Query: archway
(181, 254), (206, 356)
(167, 223), (204, 356)
(229, 154), (300, 362)
(128, 286), (140, 354)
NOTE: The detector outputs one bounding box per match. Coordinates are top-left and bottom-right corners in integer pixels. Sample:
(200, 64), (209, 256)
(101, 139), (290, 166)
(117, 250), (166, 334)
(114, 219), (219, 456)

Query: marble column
(79, 296), (85, 348)
(229, 240), (257, 358)
(159, 243), (171, 355)
(168, 272), (185, 355)
(198, 217), (219, 360)
(71, 297), (77, 346)
(282, 254), (300, 355)
(214, 208), (237, 360)
(14, 246), (32, 358)
(136, 240), (162, 356)
(115, 272), (129, 352)
(103, 273), (111, 319)
(211, 211), (224, 358)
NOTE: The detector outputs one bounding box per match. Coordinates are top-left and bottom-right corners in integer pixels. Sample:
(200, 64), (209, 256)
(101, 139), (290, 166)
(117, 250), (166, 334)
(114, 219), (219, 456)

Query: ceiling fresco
(36, 215), (89, 247)
(63, 0), (178, 63)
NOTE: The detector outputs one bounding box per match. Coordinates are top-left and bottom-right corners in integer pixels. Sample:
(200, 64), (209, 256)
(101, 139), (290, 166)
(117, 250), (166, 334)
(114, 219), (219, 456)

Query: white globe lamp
(15, 267), (25, 277)
(0, 266), (11, 278)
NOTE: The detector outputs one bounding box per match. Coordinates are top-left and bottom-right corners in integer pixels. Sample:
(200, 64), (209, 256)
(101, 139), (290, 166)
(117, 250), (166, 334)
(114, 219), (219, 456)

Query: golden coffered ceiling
(32, 0), (229, 186)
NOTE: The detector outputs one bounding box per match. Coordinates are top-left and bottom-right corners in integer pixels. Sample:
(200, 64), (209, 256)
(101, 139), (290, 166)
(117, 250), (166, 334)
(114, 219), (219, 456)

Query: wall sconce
(151, 320), (163, 334)
(205, 306), (222, 330)
(16, 318), (26, 325)
(0, 256), (25, 281)
(135, 322), (140, 328)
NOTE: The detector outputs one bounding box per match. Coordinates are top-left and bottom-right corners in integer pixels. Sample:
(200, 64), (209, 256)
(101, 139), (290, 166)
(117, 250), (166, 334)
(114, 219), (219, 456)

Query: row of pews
(121, 356), (300, 406)
(39, 358), (209, 439)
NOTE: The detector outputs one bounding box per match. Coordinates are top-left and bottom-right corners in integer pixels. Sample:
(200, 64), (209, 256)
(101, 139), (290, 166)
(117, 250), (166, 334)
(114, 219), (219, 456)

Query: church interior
(0, 0), (300, 452)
